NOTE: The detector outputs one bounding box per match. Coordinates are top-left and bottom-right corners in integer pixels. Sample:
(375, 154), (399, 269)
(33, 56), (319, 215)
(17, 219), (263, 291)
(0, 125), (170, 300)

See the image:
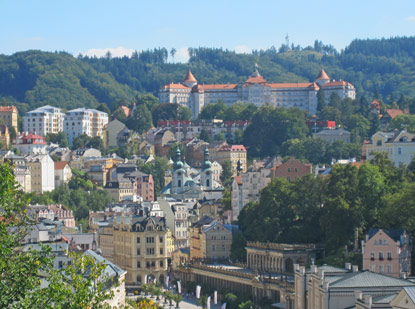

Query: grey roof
(84, 250), (126, 277)
(372, 293), (397, 304)
(318, 265), (349, 274)
(330, 271), (415, 288)
(368, 228), (406, 243)
(314, 128), (350, 136)
(404, 287), (415, 304)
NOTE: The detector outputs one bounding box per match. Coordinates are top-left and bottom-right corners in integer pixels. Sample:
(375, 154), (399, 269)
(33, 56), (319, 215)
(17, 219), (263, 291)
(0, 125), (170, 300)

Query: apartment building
(23, 105), (65, 136)
(0, 105), (18, 132)
(112, 215), (174, 285)
(362, 228), (411, 278)
(64, 108), (108, 146)
(26, 153), (55, 193)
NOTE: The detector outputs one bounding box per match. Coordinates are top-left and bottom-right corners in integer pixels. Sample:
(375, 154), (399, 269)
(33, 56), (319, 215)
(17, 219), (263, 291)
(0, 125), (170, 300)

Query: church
(160, 147), (224, 201)
(159, 68), (356, 119)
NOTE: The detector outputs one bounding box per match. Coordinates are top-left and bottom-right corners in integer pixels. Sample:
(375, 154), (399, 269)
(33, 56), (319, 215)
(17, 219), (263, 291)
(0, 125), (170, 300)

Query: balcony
(379, 257), (384, 261)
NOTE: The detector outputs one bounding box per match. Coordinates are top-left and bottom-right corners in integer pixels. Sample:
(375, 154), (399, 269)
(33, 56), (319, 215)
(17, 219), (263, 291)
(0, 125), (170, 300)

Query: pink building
(362, 228), (411, 278)
(38, 204), (76, 228)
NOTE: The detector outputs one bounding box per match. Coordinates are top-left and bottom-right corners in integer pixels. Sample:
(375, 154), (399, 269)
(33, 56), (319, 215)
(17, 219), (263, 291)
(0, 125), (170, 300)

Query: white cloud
(174, 47), (190, 63)
(234, 45), (252, 54)
(406, 16), (415, 22)
(82, 46), (136, 58)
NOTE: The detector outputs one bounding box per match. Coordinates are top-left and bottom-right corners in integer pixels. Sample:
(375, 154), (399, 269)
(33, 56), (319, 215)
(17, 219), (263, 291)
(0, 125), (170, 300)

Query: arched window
(206, 179), (210, 187)
(178, 179), (181, 187)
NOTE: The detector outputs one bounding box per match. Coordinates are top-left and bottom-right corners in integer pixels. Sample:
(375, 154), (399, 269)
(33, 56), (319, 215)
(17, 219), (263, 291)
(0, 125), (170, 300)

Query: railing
(246, 241), (317, 251)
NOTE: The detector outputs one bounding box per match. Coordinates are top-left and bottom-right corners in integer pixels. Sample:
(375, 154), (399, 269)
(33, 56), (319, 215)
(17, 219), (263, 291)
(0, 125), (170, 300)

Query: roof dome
(184, 70), (197, 83)
(202, 146), (212, 170)
(316, 69), (330, 80)
(173, 147), (183, 170)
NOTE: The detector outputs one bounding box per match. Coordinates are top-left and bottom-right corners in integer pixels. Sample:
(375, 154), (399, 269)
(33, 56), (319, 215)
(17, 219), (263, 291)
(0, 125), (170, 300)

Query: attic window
(377, 140), (382, 146)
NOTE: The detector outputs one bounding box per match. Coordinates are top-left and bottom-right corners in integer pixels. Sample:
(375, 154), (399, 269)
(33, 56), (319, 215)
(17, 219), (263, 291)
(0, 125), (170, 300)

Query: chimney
(363, 295), (372, 306)
(401, 272), (407, 279)
(352, 265), (359, 272)
(354, 291), (363, 300)
(345, 263), (352, 270)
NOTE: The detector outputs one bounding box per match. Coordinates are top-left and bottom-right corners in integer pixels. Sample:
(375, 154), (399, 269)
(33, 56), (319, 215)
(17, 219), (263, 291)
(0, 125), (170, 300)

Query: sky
(1, 0), (415, 62)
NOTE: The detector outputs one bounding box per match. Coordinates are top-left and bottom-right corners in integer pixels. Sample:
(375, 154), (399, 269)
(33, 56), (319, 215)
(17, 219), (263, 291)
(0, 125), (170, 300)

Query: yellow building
(112, 215), (174, 285)
(0, 106), (18, 132)
(215, 144), (247, 175)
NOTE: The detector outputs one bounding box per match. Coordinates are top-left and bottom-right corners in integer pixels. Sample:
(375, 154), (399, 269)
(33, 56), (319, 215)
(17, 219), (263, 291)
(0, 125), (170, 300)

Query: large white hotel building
(159, 68), (356, 119)
(23, 106), (108, 145)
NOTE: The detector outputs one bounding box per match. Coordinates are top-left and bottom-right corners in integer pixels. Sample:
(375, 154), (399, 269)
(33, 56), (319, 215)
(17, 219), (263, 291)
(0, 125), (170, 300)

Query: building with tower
(161, 147), (224, 200)
(159, 68), (356, 119)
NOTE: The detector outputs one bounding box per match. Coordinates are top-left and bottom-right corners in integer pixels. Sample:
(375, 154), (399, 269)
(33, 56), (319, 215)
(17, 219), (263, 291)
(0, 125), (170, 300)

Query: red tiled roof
(322, 81), (353, 87)
(184, 70), (197, 83)
(316, 69), (330, 80)
(120, 106), (131, 117)
(21, 133), (46, 144)
(230, 145), (246, 152)
(268, 82), (315, 89)
(235, 175), (242, 185)
(0, 106), (17, 112)
(386, 109), (403, 119)
(199, 84), (237, 90)
(245, 75), (267, 84)
(163, 83), (190, 90)
(54, 161), (69, 170)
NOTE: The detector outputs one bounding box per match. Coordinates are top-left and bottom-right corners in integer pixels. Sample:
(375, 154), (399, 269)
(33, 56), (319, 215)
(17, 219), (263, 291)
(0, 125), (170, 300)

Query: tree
(199, 100), (226, 120)
(126, 104), (153, 134)
(72, 133), (91, 150)
(214, 132), (225, 141)
(220, 160), (234, 188)
(199, 128), (212, 143)
(239, 300), (255, 309)
(317, 89), (326, 113)
(97, 103), (111, 115)
(230, 231), (247, 262)
(177, 105), (192, 121)
(0, 163), (118, 307)
(112, 106), (128, 123)
(172, 293), (182, 307)
(170, 48), (177, 62)
(168, 142), (186, 160)
(46, 132), (69, 148)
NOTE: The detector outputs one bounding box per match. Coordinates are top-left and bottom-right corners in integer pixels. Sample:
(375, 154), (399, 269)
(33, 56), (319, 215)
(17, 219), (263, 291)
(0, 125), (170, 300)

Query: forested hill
(0, 50), (135, 114)
(2, 36), (415, 113)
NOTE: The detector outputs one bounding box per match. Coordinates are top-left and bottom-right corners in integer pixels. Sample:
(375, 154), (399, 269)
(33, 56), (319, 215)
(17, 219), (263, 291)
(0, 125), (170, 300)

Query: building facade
(23, 105), (65, 136)
(0, 105), (18, 132)
(112, 215), (173, 285)
(26, 153), (55, 193)
(159, 69), (356, 119)
(362, 228), (411, 278)
(64, 108), (108, 146)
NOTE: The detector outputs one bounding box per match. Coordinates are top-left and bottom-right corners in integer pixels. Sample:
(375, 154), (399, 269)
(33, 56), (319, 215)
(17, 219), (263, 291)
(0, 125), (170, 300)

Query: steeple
(183, 70), (197, 88)
(202, 146), (212, 170)
(173, 147), (183, 170)
(315, 69), (330, 86)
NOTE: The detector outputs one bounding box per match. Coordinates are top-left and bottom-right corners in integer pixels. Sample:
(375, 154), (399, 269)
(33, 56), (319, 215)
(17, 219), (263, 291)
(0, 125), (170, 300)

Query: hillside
(1, 37), (415, 114)
(0, 50), (135, 114)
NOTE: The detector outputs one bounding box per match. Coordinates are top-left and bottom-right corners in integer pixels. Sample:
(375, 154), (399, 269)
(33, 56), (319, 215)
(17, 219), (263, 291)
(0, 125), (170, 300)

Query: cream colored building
(112, 215), (173, 285)
(190, 217), (234, 261)
(26, 153), (55, 193)
(64, 108), (108, 146)
(365, 130), (415, 166)
(23, 105), (64, 136)
(215, 144), (247, 174)
(0, 105), (18, 132)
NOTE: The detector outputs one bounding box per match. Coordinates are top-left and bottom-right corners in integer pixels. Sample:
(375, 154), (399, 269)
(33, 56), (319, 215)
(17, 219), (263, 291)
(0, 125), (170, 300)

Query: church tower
(172, 147), (186, 194)
(201, 146), (213, 190)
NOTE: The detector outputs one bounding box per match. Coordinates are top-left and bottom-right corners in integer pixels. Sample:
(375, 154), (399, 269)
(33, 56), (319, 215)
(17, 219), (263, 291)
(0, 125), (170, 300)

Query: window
(146, 262), (150, 268)
(379, 265), (383, 273)
(160, 248), (164, 255)
(387, 265), (392, 273)
(288, 168), (291, 172)
(147, 248), (155, 255)
(151, 261), (155, 267)
(377, 140), (382, 146)
(146, 237), (154, 243)
(160, 260), (163, 268)
(294, 168), (298, 172)
(379, 252), (384, 260)
(212, 245), (216, 252)
(398, 148), (402, 155)
(137, 261), (141, 268)
(222, 244), (226, 251)
(370, 252), (375, 260)
(137, 248), (140, 255)
(159, 236), (163, 243)
(137, 237), (140, 243)
(58, 261), (63, 268)
(371, 264), (376, 272)
(387, 251), (392, 260)
(178, 179), (181, 187)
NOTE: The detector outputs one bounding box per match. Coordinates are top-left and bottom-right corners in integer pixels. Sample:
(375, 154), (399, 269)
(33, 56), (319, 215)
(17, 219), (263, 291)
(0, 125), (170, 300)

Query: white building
(26, 153), (55, 193)
(64, 108), (108, 146)
(365, 130), (415, 166)
(14, 133), (48, 154)
(23, 105), (65, 136)
(159, 69), (356, 119)
(54, 161), (72, 187)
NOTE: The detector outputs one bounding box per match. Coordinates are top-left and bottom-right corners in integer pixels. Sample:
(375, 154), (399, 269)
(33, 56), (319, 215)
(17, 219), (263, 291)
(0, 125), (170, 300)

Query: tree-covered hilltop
(2, 36), (415, 113)
(0, 50), (135, 114)
(81, 36), (415, 99)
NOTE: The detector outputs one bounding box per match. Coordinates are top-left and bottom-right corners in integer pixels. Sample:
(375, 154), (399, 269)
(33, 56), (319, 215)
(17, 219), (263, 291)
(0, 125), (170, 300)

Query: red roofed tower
(315, 69), (330, 86)
(183, 70), (197, 88)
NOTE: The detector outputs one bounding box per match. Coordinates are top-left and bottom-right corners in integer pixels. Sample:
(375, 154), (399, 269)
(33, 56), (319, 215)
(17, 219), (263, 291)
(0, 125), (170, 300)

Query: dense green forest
(1, 37), (415, 114)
